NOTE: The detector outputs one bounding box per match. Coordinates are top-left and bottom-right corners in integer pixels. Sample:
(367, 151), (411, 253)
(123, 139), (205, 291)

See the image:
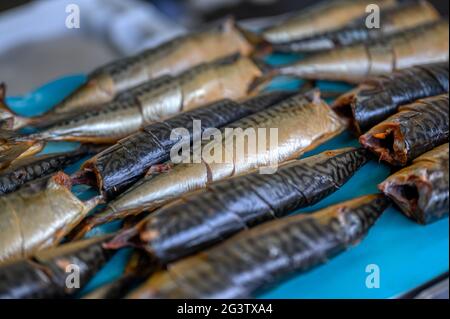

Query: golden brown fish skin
(44, 19), (255, 116)
(0, 130), (45, 170)
(379, 143), (449, 224)
(272, 0), (441, 53)
(262, 0), (397, 43)
(21, 55), (264, 144)
(0, 172), (101, 265)
(0, 235), (114, 299)
(126, 194), (389, 299)
(359, 94), (449, 166)
(73, 91), (346, 237)
(277, 20), (449, 83)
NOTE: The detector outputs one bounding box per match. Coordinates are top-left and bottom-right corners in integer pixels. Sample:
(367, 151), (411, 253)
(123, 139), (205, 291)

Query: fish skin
(126, 194), (390, 299)
(0, 172), (102, 264)
(277, 20), (449, 83)
(0, 130), (45, 171)
(0, 145), (98, 195)
(106, 147), (370, 264)
(77, 90), (293, 199)
(359, 94), (449, 166)
(262, 0), (397, 43)
(23, 55), (265, 144)
(73, 91), (346, 238)
(379, 143), (449, 224)
(272, 0), (441, 53)
(333, 62), (449, 135)
(42, 18), (256, 116)
(0, 236), (113, 299)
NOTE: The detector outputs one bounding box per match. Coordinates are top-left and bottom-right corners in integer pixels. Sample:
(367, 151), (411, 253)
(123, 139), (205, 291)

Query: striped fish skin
(277, 20), (449, 83)
(107, 147), (371, 264)
(333, 62), (449, 135)
(0, 145), (97, 195)
(379, 143), (449, 224)
(46, 18), (255, 116)
(0, 236), (113, 299)
(126, 194), (390, 299)
(74, 91), (345, 237)
(25, 55), (264, 144)
(262, 0), (397, 43)
(272, 0), (440, 53)
(79, 91), (293, 198)
(360, 94), (449, 166)
(0, 172), (101, 265)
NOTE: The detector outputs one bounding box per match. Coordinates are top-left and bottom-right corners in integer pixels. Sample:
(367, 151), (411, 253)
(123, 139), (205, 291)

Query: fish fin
(0, 83), (33, 130)
(103, 226), (141, 250)
(233, 22), (273, 57)
(145, 163), (174, 176)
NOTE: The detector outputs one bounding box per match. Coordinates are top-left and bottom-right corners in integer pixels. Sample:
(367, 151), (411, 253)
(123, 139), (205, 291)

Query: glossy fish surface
(359, 94), (449, 166)
(0, 172), (101, 264)
(106, 147), (371, 264)
(272, 0), (440, 53)
(41, 18), (257, 116)
(262, 0), (397, 43)
(126, 194), (390, 299)
(74, 91), (346, 237)
(379, 143), (449, 224)
(79, 91), (292, 198)
(21, 55), (265, 144)
(277, 20), (449, 83)
(333, 62), (449, 134)
(0, 236), (113, 299)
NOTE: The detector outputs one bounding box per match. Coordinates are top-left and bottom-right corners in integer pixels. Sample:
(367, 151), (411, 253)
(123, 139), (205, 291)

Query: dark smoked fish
(106, 148), (371, 264)
(379, 143), (449, 224)
(276, 20), (449, 83)
(0, 236), (114, 299)
(73, 91), (345, 238)
(0, 145), (98, 195)
(262, 0), (397, 43)
(126, 194), (390, 299)
(272, 0), (440, 53)
(77, 91), (293, 197)
(13, 55), (267, 142)
(360, 94), (449, 166)
(333, 62), (449, 134)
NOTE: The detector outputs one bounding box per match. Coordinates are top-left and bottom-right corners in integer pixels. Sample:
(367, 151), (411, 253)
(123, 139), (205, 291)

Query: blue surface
(5, 69), (448, 299)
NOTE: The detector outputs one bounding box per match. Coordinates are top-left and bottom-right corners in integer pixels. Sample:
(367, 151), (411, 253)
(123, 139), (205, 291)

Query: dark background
(1, 0), (448, 19)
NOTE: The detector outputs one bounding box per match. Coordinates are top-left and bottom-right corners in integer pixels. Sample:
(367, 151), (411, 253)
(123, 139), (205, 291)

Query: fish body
(277, 20), (449, 83)
(0, 236), (113, 298)
(40, 19), (256, 116)
(78, 90), (292, 198)
(272, 0), (440, 52)
(0, 172), (101, 264)
(126, 194), (389, 299)
(360, 94), (449, 166)
(0, 145), (97, 195)
(74, 91), (346, 237)
(0, 130), (45, 170)
(262, 0), (397, 43)
(23, 56), (265, 143)
(333, 62), (449, 134)
(107, 147), (370, 264)
(379, 143), (449, 224)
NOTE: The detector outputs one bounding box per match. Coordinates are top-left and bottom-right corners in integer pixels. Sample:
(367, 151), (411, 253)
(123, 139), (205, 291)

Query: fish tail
(248, 59), (279, 94)
(0, 83), (33, 130)
(234, 23), (273, 57)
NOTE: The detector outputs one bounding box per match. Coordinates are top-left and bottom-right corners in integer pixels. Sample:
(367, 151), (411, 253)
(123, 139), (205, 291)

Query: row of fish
(0, 0), (448, 299)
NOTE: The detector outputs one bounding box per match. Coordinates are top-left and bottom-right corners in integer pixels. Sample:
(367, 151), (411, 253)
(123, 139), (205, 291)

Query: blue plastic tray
(5, 67), (448, 299)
